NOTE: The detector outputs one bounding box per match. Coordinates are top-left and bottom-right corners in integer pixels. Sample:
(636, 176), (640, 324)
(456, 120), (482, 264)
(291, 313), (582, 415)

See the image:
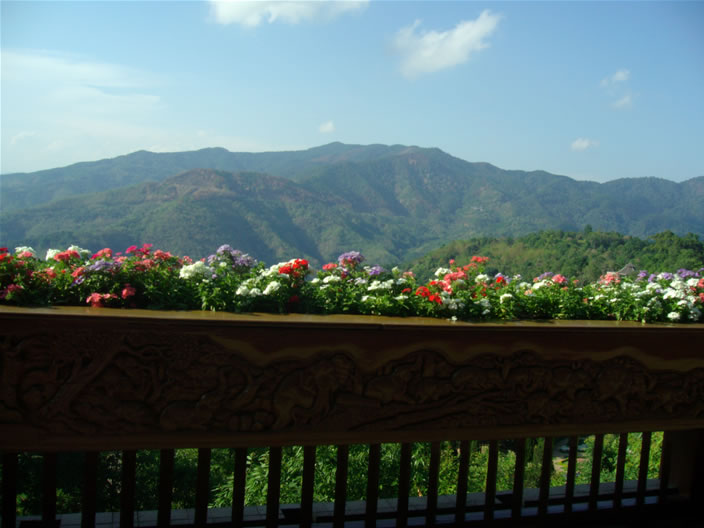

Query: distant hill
(408, 229), (704, 283)
(0, 142), (417, 212)
(2, 143), (703, 266)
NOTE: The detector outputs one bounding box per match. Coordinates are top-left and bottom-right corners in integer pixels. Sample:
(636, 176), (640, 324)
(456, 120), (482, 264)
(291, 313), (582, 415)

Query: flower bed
(2, 243), (703, 323)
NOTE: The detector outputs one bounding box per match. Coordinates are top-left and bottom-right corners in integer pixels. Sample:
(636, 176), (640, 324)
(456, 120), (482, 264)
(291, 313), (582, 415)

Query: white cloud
(209, 0), (368, 26)
(318, 120), (335, 133)
(601, 68), (630, 87)
(393, 10), (501, 79)
(571, 138), (599, 152)
(612, 94), (632, 109)
(9, 131), (36, 146)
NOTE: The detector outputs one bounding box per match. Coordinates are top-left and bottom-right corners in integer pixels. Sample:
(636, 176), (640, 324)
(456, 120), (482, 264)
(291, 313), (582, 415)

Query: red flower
(122, 284), (136, 299)
(0, 247), (8, 253)
(495, 276), (506, 285)
(92, 248), (113, 260)
(322, 263), (338, 271)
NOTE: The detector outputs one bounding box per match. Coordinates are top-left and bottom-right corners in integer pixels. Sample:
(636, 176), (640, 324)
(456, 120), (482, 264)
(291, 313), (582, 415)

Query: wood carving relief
(1, 326), (704, 440)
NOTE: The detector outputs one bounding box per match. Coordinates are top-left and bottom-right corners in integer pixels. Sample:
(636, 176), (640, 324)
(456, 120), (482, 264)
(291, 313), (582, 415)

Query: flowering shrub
(1, 245), (703, 323)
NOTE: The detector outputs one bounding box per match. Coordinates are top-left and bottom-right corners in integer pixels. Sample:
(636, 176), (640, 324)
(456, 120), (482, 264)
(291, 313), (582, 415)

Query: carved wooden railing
(1, 306), (703, 527)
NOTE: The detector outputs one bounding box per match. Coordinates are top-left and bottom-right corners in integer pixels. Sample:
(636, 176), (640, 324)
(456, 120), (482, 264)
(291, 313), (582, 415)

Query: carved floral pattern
(2, 327), (704, 439)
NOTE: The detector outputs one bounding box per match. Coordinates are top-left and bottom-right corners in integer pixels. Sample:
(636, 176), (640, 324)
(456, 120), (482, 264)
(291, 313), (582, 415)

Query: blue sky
(2, 1), (703, 182)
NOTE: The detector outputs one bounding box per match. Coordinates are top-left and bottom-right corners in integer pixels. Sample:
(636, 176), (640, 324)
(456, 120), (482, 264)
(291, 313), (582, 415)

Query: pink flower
(121, 284), (136, 299)
(71, 267), (84, 279)
(86, 293), (104, 307)
(125, 245), (138, 254)
(18, 251), (34, 259)
(86, 292), (117, 307)
(552, 274), (567, 285)
(92, 248), (113, 260)
(0, 284), (23, 300)
(322, 263), (338, 271)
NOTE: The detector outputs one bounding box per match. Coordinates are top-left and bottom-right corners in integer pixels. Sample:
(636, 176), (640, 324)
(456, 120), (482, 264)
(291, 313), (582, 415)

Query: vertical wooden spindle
(195, 448), (211, 527)
(232, 448), (248, 528)
(120, 450), (137, 528)
(82, 451), (99, 528)
(512, 438), (526, 518)
(614, 433), (628, 508)
(334, 445), (349, 528)
(485, 440), (499, 521)
(637, 432), (652, 507)
(589, 435), (604, 512)
(455, 440), (470, 525)
(157, 449), (175, 528)
(266, 447), (282, 528)
(2, 452), (18, 528)
(426, 442), (440, 526)
(42, 453), (57, 526)
(564, 436), (578, 514)
(365, 444), (381, 527)
(538, 437), (553, 517)
(658, 432), (672, 504)
(397, 443), (411, 528)
(301, 446), (316, 528)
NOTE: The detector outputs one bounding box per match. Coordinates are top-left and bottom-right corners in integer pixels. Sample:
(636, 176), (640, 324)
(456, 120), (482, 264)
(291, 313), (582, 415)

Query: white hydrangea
(434, 267), (451, 277)
(475, 274), (489, 283)
(179, 261), (214, 280)
(667, 311), (681, 321)
(367, 279), (394, 291)
(45, 249), (61, 261)
(500, 293), (513, 303)
(687, 278), (700, 288)
(263, 281), (281, 295)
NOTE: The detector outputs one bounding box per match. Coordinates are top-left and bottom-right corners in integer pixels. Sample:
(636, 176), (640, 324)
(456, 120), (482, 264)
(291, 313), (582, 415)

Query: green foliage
(409, 230), (704, 283)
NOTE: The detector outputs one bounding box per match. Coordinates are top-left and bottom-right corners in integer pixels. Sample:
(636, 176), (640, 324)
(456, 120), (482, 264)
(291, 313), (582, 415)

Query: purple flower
(660, 272), (674, 280)
(367, 265), (385, 276)
(677, 269), (697, 279)
(648, 274), (658, 283)
(637, 271), (648, 281)
(338, 251), (365, 266)
(537, 271), (553, 281)
(217, 244), (234, 255)
(85, 260), (120, 273)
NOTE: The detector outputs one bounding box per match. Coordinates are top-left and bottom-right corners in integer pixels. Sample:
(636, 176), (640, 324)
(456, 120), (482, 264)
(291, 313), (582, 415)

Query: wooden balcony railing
(1, 306), (703, 527)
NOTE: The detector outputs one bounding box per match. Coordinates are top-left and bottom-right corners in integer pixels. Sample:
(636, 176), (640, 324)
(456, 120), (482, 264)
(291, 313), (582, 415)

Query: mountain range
(2, 143), (703, 266)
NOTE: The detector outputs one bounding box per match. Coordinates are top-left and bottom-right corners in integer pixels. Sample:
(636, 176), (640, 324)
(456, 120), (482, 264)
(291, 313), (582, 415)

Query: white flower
(311, 278), (321, 284)
(45, 249), (60, 261)
(236, 285), (249, 296)
(475, 274), (489, 283)
(354, 277), (368, 286)
(368, 279), (393, 291)
(361, 295), (370, 302)
(434, 267), (452, 277)
(249, 288), (262, 297)
(323, 275), (341, 284)
(394, 295), (408, 301)
(667, 311), (681, 321)
(263, 282), (281, 295)
(687, 278), (700, 288)
(500, 293), (513, 303)
(14, 246), (35, 255)
(179, 261), (214, 280)
(67, 245), (91, 258)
